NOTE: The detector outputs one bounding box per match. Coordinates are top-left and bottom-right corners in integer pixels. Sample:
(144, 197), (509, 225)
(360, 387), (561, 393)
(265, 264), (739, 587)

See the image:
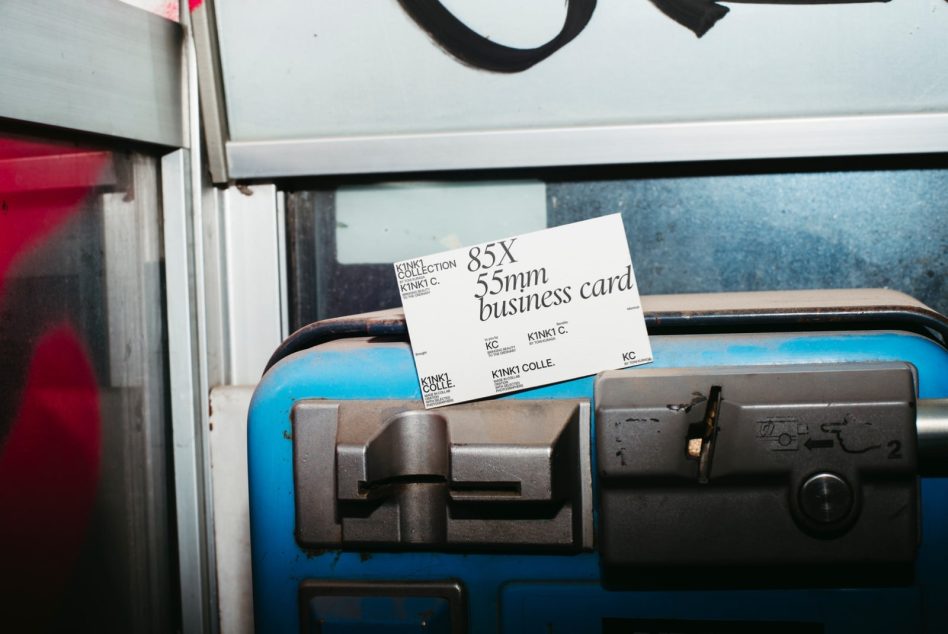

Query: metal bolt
(799, 472), (853, 524)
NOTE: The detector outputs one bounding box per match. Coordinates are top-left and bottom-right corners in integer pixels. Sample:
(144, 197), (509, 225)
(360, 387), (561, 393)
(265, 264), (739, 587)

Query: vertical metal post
(202, 184), (286, 633)
(164, 4), (219, 632)
(277, 192), (290, 341)
(220, 185), (285, 383)
(162, 149), (212, 634)
(190, 0), (230, 183)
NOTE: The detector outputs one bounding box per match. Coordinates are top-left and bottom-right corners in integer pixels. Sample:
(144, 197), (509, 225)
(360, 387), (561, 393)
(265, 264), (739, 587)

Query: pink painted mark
(0, 326), (102, 630)
(190, 0), (203, 11)
(0, 140), (110, 298)
(0, 137), (109, 629)
(163, 1), (180, 21)
(0, 138), (88, 160)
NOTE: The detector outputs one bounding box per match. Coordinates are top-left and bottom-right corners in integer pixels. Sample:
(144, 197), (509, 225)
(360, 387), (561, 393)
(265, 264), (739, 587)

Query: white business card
(395, 214), (653, 408)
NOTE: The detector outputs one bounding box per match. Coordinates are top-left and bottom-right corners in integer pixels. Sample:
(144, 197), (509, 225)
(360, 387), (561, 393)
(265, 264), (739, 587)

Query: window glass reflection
(286, 164), (948, 327)
(0, 134), (172, 633)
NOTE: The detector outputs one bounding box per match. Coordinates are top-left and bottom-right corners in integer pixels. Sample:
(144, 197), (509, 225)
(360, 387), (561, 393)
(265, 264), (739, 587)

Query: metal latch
(293, 399), (592, 551)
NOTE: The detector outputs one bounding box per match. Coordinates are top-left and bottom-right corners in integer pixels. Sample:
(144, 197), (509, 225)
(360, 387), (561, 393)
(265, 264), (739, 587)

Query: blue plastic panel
(249, 330), (948, 633)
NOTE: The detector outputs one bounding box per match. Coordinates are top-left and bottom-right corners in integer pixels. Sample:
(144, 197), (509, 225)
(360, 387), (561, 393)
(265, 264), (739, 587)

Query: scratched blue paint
(249, 330), (948, 633)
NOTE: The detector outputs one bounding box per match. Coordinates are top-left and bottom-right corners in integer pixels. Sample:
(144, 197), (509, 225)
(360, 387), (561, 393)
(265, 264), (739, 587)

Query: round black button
(799, 472), (853, 524)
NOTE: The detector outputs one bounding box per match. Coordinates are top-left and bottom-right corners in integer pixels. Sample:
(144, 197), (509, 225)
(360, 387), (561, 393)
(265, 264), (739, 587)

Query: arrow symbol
(805, 438), (834, 451)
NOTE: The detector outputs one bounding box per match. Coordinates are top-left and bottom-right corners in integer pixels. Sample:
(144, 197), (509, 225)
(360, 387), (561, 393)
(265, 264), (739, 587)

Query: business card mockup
(395, 214), (653, 408)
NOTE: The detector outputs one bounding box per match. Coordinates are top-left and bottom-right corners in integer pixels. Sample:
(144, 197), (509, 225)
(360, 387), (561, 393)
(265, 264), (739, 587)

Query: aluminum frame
(3, 1), (214, 631)
(0, 0), (184, 147)
(165, 6), (220, 630)
(200, 183), (285, 632)
(218, 185), (286, 384)
(201, 183), (287, 386)
(193, 0), (948, 181)
(191, 0), (230, 182)
(162, 149), (213, 634)
(226, 112), (948, 179)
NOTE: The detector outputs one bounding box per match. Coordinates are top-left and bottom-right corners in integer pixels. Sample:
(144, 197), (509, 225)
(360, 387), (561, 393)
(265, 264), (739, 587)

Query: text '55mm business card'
(395, 214), (653, 408)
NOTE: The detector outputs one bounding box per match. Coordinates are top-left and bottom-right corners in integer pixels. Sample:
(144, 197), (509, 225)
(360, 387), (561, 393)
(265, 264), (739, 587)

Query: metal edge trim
(227, 112), (948, 178)
(276, 192), (291, 341)
(161, 149), (211, 633)
(0, 0), (184, 147)
(191, 0), (231, 182)
(576, 401), (594, 551)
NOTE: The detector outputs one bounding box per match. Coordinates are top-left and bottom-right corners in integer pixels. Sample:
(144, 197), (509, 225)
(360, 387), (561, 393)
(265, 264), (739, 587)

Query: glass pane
(217, 4), (948, 142)
(0, 133), (173, 632)
(286, 160), (948, 328)
(545, 167), (947, 303)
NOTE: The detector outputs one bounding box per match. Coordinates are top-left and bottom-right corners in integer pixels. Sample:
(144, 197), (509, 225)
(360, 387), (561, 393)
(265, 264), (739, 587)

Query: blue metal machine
(249, 289), (948, 633)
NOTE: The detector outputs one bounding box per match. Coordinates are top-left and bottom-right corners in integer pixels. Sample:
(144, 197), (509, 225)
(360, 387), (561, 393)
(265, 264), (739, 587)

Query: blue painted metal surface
(249, 330), (948, 633)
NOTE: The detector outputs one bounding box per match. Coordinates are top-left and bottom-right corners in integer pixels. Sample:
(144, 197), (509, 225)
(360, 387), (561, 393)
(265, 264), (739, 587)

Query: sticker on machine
(394, 213), (653, 408)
